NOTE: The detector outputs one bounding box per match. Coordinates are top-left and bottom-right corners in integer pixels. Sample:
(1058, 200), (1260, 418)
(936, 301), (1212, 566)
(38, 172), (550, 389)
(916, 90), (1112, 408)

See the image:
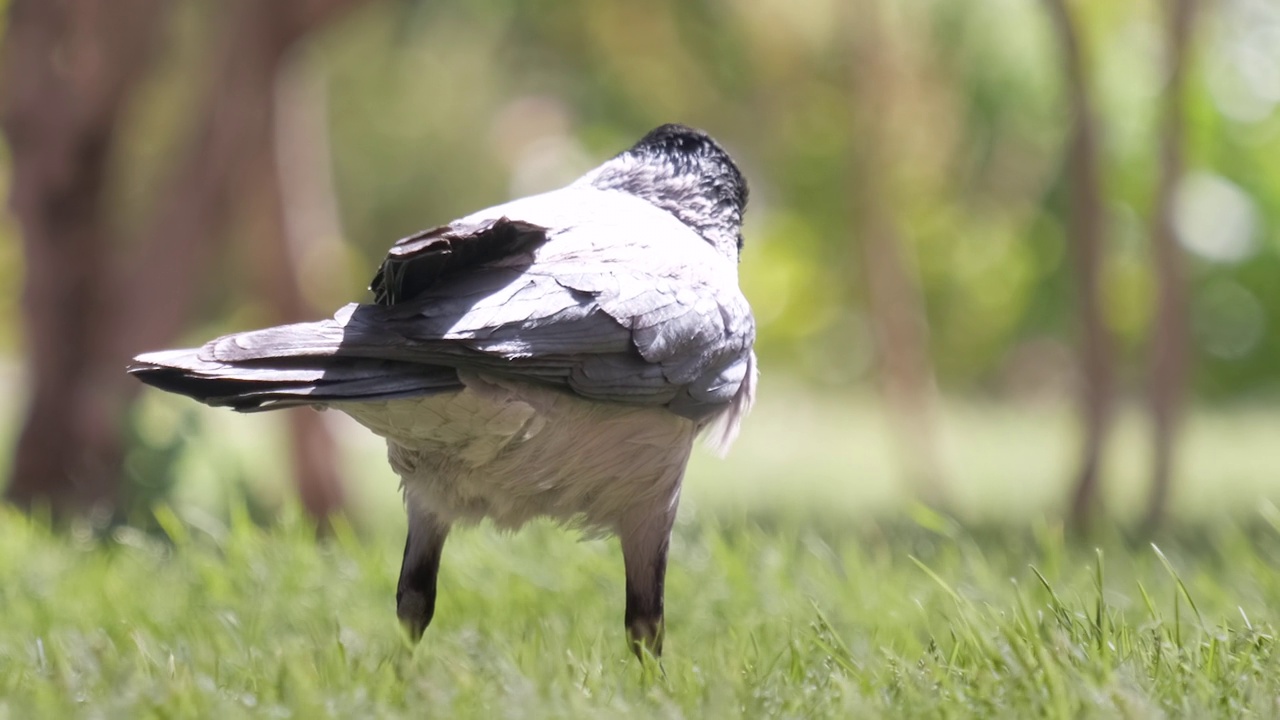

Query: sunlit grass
(3, 504), (1280, 717)
(6, 380), (1280, 716)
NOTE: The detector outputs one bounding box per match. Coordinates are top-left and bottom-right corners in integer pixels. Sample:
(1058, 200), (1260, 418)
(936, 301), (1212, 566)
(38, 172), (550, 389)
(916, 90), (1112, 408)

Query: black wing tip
(128, 365), (281, 412)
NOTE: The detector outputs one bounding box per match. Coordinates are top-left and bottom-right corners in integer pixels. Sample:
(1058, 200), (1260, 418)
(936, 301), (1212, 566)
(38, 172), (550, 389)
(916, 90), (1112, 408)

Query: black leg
(397, 510), (449, 640)
(622, 532), (670, 655)
(619, 486), (683, 659)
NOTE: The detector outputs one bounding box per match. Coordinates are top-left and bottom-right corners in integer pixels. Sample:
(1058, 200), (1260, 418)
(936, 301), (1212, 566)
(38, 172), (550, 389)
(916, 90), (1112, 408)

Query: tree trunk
(113, 0), (376, 367)
(1, 0), (165, 518)
(119, 0), (375, 520)
(1144, 0), (1197, 533)
(272, 56), (355, 520)
(847, 0), (948, 505)
(237, 55), (348, 521)
(5, 0), (376, 519)
(1044, 0), (1116, 532)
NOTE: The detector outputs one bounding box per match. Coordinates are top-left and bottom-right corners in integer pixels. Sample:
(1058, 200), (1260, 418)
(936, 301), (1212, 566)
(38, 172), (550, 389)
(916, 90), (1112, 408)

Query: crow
(130, 124), (756, 657)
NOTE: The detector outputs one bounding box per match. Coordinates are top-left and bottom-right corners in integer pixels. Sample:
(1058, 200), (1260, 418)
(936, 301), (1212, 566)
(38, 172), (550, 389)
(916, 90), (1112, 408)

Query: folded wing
(133, 197), (755, 423)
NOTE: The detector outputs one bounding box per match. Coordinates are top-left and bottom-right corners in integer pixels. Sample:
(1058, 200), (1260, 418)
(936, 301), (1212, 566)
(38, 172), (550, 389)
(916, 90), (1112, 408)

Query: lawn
(3, 505), (1280, 718)
(4, 383), (1280, 718)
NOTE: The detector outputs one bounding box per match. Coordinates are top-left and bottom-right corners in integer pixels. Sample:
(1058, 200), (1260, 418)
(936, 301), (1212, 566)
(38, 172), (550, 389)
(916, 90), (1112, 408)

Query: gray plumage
(130, 124), (756, 656)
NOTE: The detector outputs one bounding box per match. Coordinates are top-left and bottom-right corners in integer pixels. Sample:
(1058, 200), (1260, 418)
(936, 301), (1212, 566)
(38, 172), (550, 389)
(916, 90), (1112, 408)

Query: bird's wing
(371, 217), (550, 305)
(208, 206), (755, 420)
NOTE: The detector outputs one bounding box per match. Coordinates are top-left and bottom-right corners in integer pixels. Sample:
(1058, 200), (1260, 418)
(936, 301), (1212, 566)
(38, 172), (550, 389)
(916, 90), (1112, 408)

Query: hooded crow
(130, 124), (756, 656)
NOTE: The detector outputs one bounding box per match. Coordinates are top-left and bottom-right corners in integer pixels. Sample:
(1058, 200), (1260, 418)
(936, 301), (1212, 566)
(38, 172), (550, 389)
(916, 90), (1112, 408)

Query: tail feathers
(203, 319), (349, 363)
(130, 345), (461, 412)
(197, 305), (438, 366)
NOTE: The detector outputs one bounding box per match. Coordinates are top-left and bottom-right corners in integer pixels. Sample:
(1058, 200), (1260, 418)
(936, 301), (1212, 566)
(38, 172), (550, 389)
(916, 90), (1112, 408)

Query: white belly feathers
(341, 370), (698, 531)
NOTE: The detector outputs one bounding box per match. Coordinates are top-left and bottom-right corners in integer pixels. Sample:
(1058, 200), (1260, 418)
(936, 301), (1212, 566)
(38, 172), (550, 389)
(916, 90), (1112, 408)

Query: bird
(129, 123), (756, 657)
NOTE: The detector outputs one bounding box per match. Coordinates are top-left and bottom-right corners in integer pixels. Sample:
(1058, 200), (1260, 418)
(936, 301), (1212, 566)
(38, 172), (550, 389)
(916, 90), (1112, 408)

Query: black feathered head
(583, 124), (748, 260)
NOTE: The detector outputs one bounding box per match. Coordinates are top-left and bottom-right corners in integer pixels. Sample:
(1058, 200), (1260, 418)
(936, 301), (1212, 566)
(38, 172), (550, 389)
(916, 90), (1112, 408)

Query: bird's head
(581, 124), (748, 261)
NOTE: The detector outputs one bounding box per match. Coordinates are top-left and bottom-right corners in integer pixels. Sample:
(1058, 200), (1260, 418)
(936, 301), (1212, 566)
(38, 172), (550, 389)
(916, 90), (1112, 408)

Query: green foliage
(6, 0), (1280, 398)
(283, 0), (1280, 399)
(3, 505), (1280, 717)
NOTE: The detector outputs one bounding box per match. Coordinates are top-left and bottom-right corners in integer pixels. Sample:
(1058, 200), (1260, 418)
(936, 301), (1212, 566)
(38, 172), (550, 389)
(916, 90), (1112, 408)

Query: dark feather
(129, 353), (462, 411)
(371, 218), (549, 305)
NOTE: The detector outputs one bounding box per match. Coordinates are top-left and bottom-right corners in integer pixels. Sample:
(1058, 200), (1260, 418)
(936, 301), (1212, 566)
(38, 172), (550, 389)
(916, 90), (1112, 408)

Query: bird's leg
(397, 507), (450, 640)
(620, 513), (675, 658)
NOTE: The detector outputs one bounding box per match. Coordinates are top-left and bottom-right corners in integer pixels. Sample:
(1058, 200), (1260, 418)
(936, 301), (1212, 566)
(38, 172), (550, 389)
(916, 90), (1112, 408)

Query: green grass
(3, 503), (1280, 718)
(8, 380), (1280, 717)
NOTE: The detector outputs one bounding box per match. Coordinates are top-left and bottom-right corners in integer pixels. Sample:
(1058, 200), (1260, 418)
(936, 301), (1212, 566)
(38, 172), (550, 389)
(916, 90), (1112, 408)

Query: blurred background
(1, 0), (1278, 533)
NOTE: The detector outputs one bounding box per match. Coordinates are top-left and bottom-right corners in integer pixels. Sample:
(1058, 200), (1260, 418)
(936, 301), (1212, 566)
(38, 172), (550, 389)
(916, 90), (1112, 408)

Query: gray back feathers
(131, 127), (756, 434)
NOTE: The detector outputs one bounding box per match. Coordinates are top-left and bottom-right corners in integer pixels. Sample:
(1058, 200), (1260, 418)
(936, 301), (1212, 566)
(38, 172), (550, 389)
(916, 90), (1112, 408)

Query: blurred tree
(845, 0), (948, 504)
(3, 0), (1276, 526)
(1144, 0), (1197, 532)
(2, 0), (377, 520)
(2, 0), (166, 518)
(1044, 0), (1116, 530)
